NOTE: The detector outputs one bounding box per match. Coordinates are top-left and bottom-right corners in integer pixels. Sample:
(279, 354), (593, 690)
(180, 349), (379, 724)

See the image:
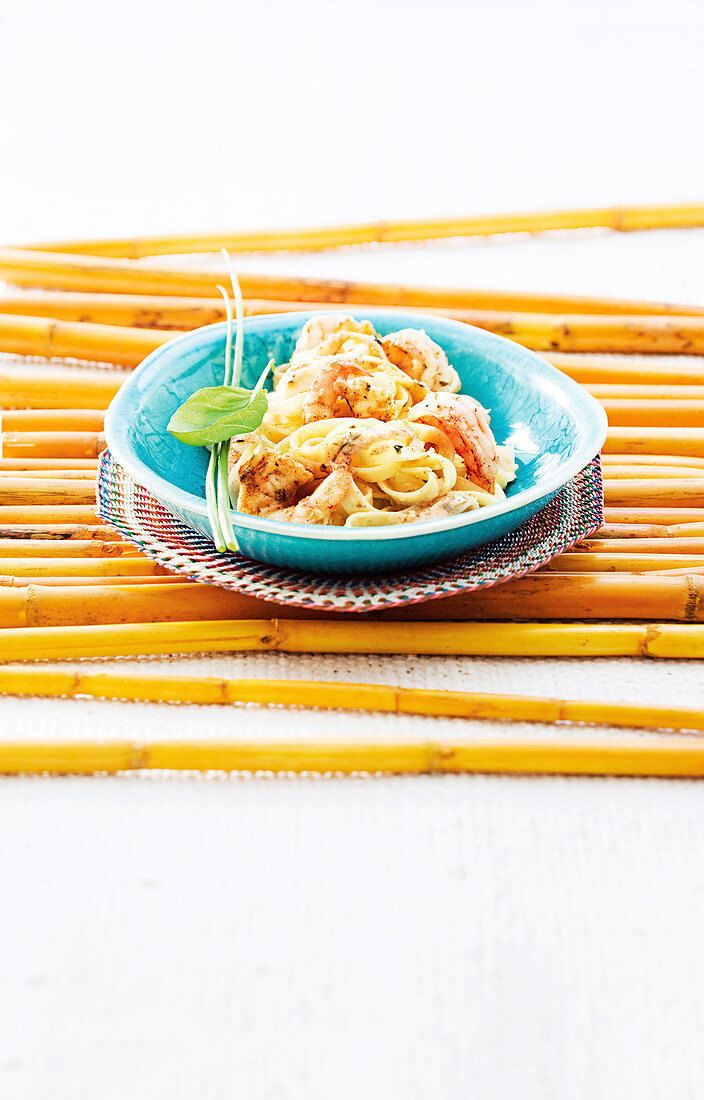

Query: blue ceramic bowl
(105, 310), (607, 573)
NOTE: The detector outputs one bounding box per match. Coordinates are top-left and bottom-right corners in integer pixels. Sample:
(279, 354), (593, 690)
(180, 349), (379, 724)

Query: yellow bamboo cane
(603, 478), (704, 504)
(0, 668), (702, 737)
(0, 312), (172, 368)
(0, 574), (700, 629)
(0, 409), (104, 432)
(0, 523), (122, 541)
(1, 247), (703, 317)
(0, 618), (700, 659)
(0, 539), (137, 558)
(545, 553), (704, 572)
(0, 479), (99, 505)
(19, 200), (704, 256)
(548, 353), (704, 385)
(0, 365), (126, 409)
(1, 434), (106, 460)
(0, 506), (104, 524)
(3, 735), (704, 778)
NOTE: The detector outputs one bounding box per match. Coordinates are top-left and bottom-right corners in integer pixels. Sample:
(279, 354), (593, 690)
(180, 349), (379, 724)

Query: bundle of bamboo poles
(0, 204), (703, 775)
(0, 239), (703, 627)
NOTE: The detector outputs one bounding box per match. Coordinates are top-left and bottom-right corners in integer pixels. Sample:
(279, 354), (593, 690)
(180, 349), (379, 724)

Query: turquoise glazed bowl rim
(105, 310), (608, 543)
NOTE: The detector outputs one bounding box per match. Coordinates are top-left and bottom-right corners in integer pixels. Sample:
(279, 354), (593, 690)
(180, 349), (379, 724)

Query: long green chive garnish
(168, 254), (271, 554)
(222, 248), (245, 387)
(205, 443), (225, 552)
(216, 443), (237, 551)
(251, 357), (275, 400)
(217, 283), (234, 386)
(214, 279), (238, 551)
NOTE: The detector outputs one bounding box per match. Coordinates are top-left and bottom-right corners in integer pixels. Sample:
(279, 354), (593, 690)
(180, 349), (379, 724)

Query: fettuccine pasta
(228, 315), (517, 526)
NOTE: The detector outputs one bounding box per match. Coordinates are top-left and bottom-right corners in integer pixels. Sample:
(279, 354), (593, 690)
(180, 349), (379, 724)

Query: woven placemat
(97, 451), (603, 612)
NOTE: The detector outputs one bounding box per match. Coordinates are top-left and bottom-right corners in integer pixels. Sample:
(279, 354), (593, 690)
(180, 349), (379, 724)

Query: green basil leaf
(167, 386), (268, 446)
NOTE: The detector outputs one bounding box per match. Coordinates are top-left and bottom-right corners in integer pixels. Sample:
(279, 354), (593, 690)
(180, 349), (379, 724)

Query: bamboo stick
(0, 618), (701, 659)
(0, 409), (104, 432)
(0, 292), (224, 330)
(0, 523), (121, 541)
(545, 553), (704, 572)
(6, 300), (704, 375)
(1, 433), (106, 459)
(604, 429), (704, 458)
(0, 479), (98, 505)
(0, 575), (186, 588)
(386, 574), (704, 621)
(19, 201), (704, 257)
(596, 524), (670, 538)
(0, 458), (99, 470)
(9, 290), (704, 356)
(0, 539), (137, 558)
(602, 466), (704, 479)
(584, 537), (704, 553)
(601, 400), (704, 426)
(5, 576), (186, 587)
(2, 248), (703, 317)
(0, 365), (126, 409)
(0, 506), (103, 523)
(547, 353), (704, 385)
(0, 665), (703, 739)
(657, 522), (704, 535)
(0, 312), (173, 368)
(590, 386), (704, 400)
(603, 479), (704, 504)
(239, 302), (704, 355)
(0, 470), (99, 481)
(6, 293), (704, 366)
(12, 291), (704, 355)
(0, 574), (700, 628)
(0, 523), (117, 541)
(603, 507), (704, 524)
(9, 304), (704, 365)
(643, 566), (704, 577)
(597, 524), (704, 538)
(0, 557), (162, 577)
(6, 735), (704, 779)
(601, 454), (704, 468)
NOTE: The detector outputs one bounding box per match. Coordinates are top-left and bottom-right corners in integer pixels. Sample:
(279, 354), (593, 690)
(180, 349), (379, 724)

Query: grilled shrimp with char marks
(302, 358), (397, 423)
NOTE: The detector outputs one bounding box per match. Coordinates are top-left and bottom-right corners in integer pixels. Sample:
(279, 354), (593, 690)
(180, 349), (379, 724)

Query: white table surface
(2, 1), (704, 1096)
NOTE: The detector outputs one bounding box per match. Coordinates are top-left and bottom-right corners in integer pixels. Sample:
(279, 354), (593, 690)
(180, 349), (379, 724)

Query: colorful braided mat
(97, 451), (603, 613)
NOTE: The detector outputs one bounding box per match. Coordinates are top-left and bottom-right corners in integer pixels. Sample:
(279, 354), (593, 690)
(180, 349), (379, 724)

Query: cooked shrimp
(232, 447), (314, 517)
(409, 392), (499, 493)
(381, 329), (460, 392)
(287, 467), (361, 524)
(302, 359), (397, 423)
(294, 314), (376, 355)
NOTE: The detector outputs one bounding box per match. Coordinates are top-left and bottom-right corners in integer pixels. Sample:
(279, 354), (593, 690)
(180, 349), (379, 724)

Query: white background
(2, 1), (704, 1097)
